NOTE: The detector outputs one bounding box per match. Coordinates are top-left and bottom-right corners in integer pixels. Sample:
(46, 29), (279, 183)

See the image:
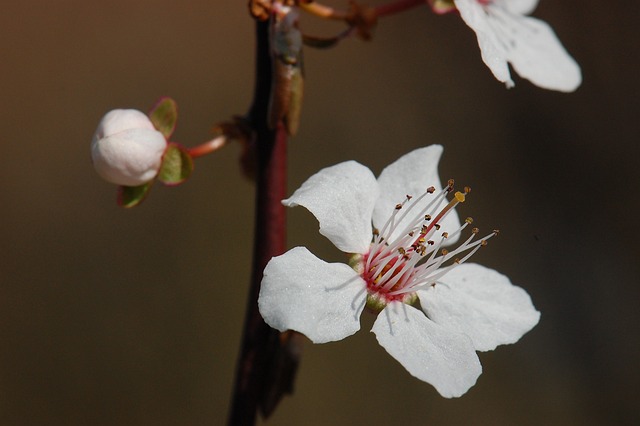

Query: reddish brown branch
(227, 19), (301, 426)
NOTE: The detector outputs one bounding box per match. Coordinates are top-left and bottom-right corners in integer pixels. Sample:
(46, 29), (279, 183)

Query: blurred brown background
(1, 1), (638, 425)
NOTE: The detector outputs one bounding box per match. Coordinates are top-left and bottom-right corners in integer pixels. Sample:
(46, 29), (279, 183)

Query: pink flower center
(360, 181), (496, 311)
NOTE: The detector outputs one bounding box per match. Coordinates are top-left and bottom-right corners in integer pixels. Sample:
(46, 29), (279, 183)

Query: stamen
(362, 182), (498, 304)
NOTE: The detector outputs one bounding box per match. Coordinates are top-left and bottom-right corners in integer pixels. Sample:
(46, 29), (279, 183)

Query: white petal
(495, 0), (538, 15)
(91, 127), (167, 186)
(373, 145), (461, 244)
(372, 302), (481, 398)
(418, 263), (540, 352)
(93, 109), (156, 140)
(455, 0), (581, 91)
(455, 0), (514, 87)
(258, 246), (367, 344)
(284, 161), (379, 254)
(500, 14), (582, 92)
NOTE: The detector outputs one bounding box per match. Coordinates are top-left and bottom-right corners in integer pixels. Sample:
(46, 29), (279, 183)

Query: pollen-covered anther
(472, 227), (479, 234)
(442, 232), (449, 238)
(447, 179), (455, 192)
(464, 186), (471, 194)
(465, 217), (474, 224)
(481, 240), (488, 247)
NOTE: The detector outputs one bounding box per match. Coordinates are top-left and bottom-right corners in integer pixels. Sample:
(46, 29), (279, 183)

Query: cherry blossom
(429, 0), (581, 91)
(258, 145), (540, 397)
(91, 109), (167, 186)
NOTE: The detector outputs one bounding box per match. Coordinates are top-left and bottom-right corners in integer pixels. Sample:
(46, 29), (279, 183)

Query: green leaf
(117, 182), (152, 208)
(149, 97), (178, 139)
(157, 142), (193, 186)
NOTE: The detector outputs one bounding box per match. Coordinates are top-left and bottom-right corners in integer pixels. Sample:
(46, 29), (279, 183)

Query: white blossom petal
(258, 246), (367, 343)
(454, 0), (581, 92)
(372, 302), (481, 398)
(455, 0), (513, 86)
(93, 109), (156, 139)
(496, 0), (538, 15)
(373, 145), (461, 243)
(283, 161), (379, 254)
(418, 263), (540, 352)
(92, 127), (167, 186)
(500, 14), (581, 92)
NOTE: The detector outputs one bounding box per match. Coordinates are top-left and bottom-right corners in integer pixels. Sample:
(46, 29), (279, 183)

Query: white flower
(258, 145), (540, 397)
(447, 0), (581, 91)
(91, 109), (168, 186)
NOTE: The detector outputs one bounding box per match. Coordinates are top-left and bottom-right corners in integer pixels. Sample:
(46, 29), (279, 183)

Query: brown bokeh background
(1, 1), (638, 425)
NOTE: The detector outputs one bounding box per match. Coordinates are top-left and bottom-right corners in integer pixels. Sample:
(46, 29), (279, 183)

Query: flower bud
(91, 109), (167, 186)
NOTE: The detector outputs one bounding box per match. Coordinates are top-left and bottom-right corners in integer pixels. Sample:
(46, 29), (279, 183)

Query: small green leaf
(157, 142), (193, 186)
(117, 182), (152, 208)
(149, 97), (178, 139)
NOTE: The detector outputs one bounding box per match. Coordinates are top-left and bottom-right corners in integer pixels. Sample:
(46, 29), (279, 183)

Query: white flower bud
(91, 109), (167, 186)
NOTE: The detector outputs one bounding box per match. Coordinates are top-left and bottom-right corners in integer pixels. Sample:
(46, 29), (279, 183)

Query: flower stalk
(186, 135), (227, 159)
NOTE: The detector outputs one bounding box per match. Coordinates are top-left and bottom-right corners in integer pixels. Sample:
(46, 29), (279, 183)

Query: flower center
(359, 180), (497, 312)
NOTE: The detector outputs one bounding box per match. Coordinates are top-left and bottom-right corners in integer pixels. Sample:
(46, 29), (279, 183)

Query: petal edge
(259, 246), (367, 343)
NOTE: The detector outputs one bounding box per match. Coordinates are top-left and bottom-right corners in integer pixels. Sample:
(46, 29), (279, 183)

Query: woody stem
(227, 18), (298, 426)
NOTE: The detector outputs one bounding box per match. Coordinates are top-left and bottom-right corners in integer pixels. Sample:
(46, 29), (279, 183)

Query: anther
(395, 204), (402, 210)
(493, 229), (500, 236)
(442, 232), (449, 238)
(472, 227), (479, 234)
(427, 186), (436, 194)
(464, 186), (471, 194)
(465, 217), (474, 224)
